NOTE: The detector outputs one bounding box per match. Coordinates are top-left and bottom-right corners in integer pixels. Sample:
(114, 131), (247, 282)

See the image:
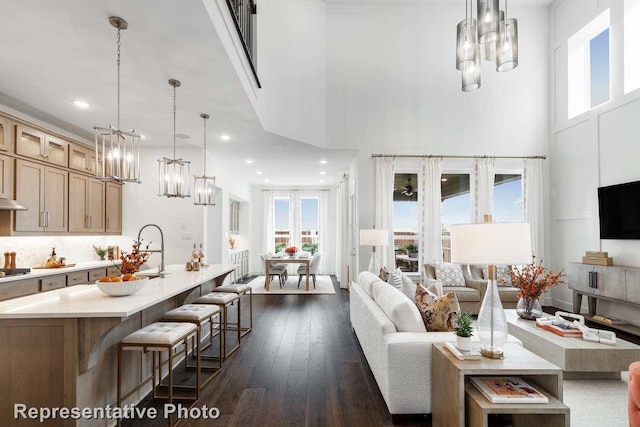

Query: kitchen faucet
(137, 224), (166, 278)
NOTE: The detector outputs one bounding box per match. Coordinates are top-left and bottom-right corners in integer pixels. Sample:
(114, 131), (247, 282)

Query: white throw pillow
(371, 281), (426, 333)
(434, 263), (466, 287)
(386, 267), (403, 290)
(401, 274), (417, 299)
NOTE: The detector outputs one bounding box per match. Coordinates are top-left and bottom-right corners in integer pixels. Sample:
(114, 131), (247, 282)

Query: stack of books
(469, 376), (549, 404)
(582, 251), (613, 266)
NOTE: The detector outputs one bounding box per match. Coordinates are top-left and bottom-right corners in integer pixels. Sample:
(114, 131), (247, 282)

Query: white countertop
(0, 260), (120, 284)
(0, 264), (236, 319)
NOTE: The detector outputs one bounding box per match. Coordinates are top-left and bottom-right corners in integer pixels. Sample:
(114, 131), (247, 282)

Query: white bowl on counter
(95, 277), (149, 296)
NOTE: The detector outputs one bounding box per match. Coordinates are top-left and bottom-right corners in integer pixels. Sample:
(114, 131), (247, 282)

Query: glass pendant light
(158, 79), (191, 198)
(456, 0), (478, 71)
(93, 17), (142, 183)
(483, 10), (505, 61)
(477, 0), (500, 44)
(193, 114), (216, 206)
(462, 55), (482, 92)
(497, 0), (519, 72)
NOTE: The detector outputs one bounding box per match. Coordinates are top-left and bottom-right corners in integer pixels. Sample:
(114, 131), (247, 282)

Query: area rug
(564, 377), (629, 427)
(247, 275), (336, 295)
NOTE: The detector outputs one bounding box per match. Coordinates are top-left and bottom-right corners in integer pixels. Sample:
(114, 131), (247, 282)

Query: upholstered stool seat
(194, 292), (241, 359)
(161, 304), (220, 322)
(214, 284), (253, 337)
(122, 322), (197, 345)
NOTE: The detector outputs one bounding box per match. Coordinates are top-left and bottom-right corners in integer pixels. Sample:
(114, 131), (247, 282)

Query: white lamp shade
(360, 229), (389, 246)
(450, 222), (531, 265)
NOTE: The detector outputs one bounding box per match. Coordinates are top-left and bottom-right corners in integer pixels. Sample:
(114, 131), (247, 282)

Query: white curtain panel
(374, 157), (396, 270)
(523, 158), (544, 260)
(263, 191), (275, 253)
(289, 191), (301, 249)
(318, 190), (329, 275)
(419, 157), (443, 269)
(337, 175), (350, 288)
(473, 157), (496, 222)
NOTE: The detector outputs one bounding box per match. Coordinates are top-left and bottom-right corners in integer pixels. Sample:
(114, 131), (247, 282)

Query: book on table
(592, 315), (627, 325)
(469, 376), (549, 404)
(535, 320), (583, 337)
(443, 342), (481, 360)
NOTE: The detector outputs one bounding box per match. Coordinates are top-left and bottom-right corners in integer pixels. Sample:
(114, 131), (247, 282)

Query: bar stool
(194, 292), (241, 359)
(160, 304), (223, 387)
(117, 322), (199, 423)
(213, 284), (252, 337)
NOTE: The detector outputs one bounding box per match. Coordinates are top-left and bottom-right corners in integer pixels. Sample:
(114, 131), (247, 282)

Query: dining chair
(260, 253), (286, 288)
(297, 253), (322, 289)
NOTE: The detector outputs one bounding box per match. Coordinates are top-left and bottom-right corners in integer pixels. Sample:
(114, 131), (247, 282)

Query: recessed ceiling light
(264, 179), (269, 183)
(320, 171), (326, 175)
(319, 180), (325, 184)
(175, 133), (190, 140)
(441, 178), (448, 182)
(73, 100), (90, 109)
(256, 171), (263, 175)
(320, 160), (327, 164)
(245, 159), (253, 164)
(219, 134), (231, 141)
(139, 134), (146, 140)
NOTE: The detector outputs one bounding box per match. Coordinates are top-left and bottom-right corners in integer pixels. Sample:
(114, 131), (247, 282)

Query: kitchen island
(0, 264), (236, 427)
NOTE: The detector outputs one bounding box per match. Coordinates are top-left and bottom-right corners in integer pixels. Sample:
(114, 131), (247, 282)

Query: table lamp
(450, 218), (531, 359)
(360, 228), (389, 274)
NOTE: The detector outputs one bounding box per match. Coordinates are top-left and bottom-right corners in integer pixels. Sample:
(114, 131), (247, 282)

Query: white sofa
(350, 271), (521, 416)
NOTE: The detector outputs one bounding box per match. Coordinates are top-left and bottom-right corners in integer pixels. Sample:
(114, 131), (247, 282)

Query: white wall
(549, 0), (640, 322)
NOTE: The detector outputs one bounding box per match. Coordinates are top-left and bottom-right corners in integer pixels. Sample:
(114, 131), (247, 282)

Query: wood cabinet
(15, 124), (68, 167)
(40, 275), (66, 291)
(69, 143), (101, 175)
(88, 268), (106, 282)
(14, 160), (68, 232)
(0, 154), (10, 199)
(67, 271), (89, 286)
(0, 279), (39, 301)
(0, 116), (12, 152)
(105, 182), (122, 234)
(69, 173), (105, 233)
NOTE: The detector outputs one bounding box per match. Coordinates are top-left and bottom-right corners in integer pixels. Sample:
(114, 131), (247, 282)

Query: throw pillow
(371, 281), (426, 333)
(401, 274), (417, 299)
(434, 262), (466, 287)
(386, 268), (403, 290)
(414, 286), (461, 332)
(482, 265), (514, 287)
(379, 267), (390, 282)
(426, 280), (444, 297)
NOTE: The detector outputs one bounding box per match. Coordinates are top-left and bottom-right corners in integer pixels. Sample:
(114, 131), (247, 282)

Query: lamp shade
(360, 229), (389, 246)
(450, 222), (531, 265)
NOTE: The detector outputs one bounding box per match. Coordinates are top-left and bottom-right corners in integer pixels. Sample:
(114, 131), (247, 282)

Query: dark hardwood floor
(123, 277), (431, 426)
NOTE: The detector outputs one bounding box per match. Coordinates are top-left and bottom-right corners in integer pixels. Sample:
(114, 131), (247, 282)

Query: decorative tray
(33, 263), (77, 269)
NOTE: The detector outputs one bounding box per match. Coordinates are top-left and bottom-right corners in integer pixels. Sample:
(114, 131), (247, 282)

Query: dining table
(264, 254), (311, 291)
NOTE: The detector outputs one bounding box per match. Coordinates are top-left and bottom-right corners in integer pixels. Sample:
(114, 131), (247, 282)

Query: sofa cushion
(358, 271), (380, 298)
(434, 263), (466, 287)
(497, 286), (520, 302)
(401, 274), (417, 299)
(482, 265), (514, 286)
(414, 286), (460, 332)
(443, 286), (481, 302)
(372, 281), (426, 333)
(387, 268), (403, 290)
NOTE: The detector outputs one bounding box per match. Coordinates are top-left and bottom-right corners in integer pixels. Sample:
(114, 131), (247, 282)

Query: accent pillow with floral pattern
(414, 285), (461, 332)
(434, 262), (466, 287)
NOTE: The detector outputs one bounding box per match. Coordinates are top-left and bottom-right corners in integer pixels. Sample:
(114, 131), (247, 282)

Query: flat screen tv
(598, 180), (640, 239)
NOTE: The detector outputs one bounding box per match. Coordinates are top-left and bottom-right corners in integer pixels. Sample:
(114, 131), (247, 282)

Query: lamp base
(480, 348), (504, 359)
(368, 253), (380, 274)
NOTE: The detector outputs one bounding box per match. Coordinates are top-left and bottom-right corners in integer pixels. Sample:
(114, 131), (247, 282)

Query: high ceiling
(0, 0), (355, 187)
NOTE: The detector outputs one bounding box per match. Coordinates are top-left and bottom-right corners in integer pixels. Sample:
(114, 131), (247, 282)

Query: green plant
(454, 313), (474, 338)
(93, 245), (108, 260)
(301, 242), (318, 255)
(275, 243), (287, 253)
(406, 243), (418, 253)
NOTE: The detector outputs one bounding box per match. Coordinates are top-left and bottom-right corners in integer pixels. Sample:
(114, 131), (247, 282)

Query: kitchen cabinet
(105, 182), (122, 234)
(88, 268), (107, 282)
(67, 271), (89, 286)
(229, 249), (249, 283)
(0, 116), (12, 152)
(106, 265), (121, 277)
(0, 154), (10, 199)
(15, 124), (68, 167)
(69, 173), (105, 233)
(40, 275), (66, 291)
(0, 279), (39, 301)
(69, 143), (101, 175)
(229, 200), (240, 234)
(14, 159), (68, 232)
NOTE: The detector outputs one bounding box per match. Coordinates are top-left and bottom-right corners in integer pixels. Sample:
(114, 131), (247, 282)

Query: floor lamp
(360, 228), (389, 274)
(450, 218), (531, 359)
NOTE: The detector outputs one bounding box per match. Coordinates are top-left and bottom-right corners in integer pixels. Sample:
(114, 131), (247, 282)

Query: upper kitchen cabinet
(69, 173), (105, 233)
(69, 143), (101, 175)
(15, 124), (68, 167)
(0, 154), (10, 199)
(0, 117), (13, 152)
(105, 182), (122, 234)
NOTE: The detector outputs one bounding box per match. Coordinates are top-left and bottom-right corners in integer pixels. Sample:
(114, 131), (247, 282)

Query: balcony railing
(226, 0), (261, 88)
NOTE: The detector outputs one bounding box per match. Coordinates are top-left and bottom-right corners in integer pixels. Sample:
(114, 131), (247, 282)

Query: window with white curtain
(300, 197), (319, 254)
(273, 195), (322, 254)
(393, 173), (419, 272)
(441, 173), (471, 262)
(273, 197), (290, 252)
(493, 174), (523, 222)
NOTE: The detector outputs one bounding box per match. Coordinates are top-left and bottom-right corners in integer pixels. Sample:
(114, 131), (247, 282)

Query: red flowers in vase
(284, 246), (297, 256)
(499, 256), (566, 300)
(117, 240), (151, 275)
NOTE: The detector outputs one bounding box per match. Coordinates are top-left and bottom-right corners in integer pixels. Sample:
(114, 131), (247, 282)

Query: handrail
(225, 0), (261, 88)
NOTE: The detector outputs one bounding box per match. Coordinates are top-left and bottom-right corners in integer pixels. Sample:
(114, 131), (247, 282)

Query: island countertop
(0, 264), (237, 319)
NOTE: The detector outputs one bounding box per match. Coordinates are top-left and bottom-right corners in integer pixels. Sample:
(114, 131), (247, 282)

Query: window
(568, 9), (610, 118)
(493, 174), (523, 222)
(393, 173), (419, 272)
(441, 174), (472, 262)
(300, 197), (319, 254)
(625, 0), (640, 93)
(274, 198), (290, 252)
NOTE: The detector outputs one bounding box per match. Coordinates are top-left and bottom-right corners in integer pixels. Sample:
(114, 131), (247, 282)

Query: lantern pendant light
(193, 114), (217, 206)
(462, 54), (482, 92)
(497, 0), (519, 71)
(456, 0), (478, 71)
(477, 0), (500, 44)
(93, 16), (142, 184)
(158, 79), (191, 198)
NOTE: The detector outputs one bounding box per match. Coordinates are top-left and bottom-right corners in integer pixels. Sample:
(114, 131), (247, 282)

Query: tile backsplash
(0, 235), (135, 268)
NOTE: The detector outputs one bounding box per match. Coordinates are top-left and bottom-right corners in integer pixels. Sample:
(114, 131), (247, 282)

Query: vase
(456, 335), (472, 352)
(516, 297), (543, 320)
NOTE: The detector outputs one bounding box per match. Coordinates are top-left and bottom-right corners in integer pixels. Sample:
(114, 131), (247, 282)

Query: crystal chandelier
(193, 113), (216, 206)
(456, 0), (519, 92)
(93, 17), (142, 183)
(158, 79), (191, 198)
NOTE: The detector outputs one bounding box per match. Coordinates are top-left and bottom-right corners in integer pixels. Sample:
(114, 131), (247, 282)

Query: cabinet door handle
(89, 215), (92, 229)
(40, 211), (45, 228)
(106, 216), (109, 229)
(592, 272), (598, 289)
(45, 211), (50, 228)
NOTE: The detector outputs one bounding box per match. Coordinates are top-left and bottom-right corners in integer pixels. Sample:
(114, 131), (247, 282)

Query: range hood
(0, 199), (28, 211)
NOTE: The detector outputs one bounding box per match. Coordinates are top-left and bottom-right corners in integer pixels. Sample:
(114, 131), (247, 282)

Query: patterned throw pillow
(414, 285), (461, 332)
(379, 267), (390, 282)
(386, 268), (403, 290)
(434, 263), (466, 287)
(482, 265), (514, 287)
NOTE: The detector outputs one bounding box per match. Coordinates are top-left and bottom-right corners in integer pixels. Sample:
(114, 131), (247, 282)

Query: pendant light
(497, 0), (519, 71)
(483, 10), (505, 61)
(193, 114), (216, 206)
(477, 0), (500, 44)
(462, 55), (482, 92)
(456, 0), (478, 71)
(93, 17), (142, 183)
(158, 79), (191, 198)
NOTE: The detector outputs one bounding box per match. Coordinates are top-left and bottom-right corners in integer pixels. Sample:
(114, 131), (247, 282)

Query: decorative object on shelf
(360, 227), (389, 274)
(158, 79), (191, 198)
(117, 240), (151, 274)
(454, 313), (474, 352)
(582, 250), (613, 266)
(93, 245), (108, 261)
(284, 246), (298, 257)
(228, 235), (236, 249)
(451, 215), (531, 359)
(193, 113), (216, 206)
(93, 16), (142, 184)
(536, 311), (616, 345)
(502, 255), (565, 320)
(455, 0), (519, 92)
(108, 246), (120, 261)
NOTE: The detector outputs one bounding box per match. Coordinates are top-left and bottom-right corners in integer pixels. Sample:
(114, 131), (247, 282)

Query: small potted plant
(406, 243), (419, 258)
(454, 313), (474, 352)
(93, 245), (108, 261)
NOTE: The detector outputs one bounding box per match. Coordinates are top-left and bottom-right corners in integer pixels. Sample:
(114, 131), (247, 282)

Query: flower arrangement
(117, 239), (151, 275)
(284, 246), (298, 255)
(500, 256), (566, 300)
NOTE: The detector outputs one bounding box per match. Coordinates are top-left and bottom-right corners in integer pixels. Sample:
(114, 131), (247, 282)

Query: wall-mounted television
(598, 180), (640, 240)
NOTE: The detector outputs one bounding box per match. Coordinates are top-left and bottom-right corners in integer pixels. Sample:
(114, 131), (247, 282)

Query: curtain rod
(371, 154), (547, 160)
(261, 189), (331, 192)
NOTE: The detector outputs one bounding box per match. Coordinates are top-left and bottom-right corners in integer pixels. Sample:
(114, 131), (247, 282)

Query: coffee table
(505, 309), (640, 379)
(432, 343), (569, 427)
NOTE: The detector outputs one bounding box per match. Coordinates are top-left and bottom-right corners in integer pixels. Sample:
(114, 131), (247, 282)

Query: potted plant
(406, 243), (419, 258)
(454, 313), (474, 352)
(93, 245), (108, 261)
